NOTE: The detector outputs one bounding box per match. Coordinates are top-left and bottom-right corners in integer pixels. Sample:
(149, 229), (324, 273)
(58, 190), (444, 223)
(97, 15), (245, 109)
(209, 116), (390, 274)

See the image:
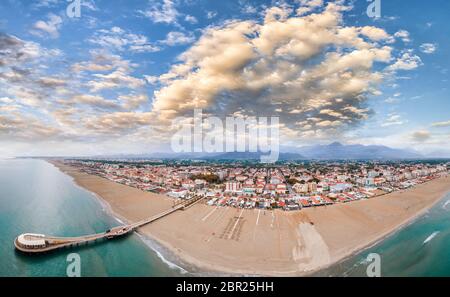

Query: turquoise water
(0, 159), (185, 277)
(1, 159), (449, 277)
(314, 193), (450, 277)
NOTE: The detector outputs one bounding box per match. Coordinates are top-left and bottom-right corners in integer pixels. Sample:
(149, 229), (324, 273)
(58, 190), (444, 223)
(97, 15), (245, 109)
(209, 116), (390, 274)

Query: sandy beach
(51, 161), (450, 276)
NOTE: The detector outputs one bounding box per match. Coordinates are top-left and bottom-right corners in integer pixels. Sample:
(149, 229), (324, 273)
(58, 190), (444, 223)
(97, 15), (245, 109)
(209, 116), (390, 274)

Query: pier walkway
(14, 195), (204, 254)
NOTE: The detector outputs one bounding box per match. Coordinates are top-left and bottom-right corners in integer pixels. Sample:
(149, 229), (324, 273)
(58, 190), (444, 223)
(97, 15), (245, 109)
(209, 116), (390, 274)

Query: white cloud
(381, 113), (405, 127)
(420, 43), (437, 54)
(394, 30), (411, 43)
(387, 51), (422, 72)
(140, 0), (179, 24)
(30, 13), (63, 39)
(241, 5), (258, 14)
(160, 31), (195, 46)
(206, 11), (217, 19)
(185, 15), (198, 24)
(431, 120), (450, 128)
(33, 0), (59, 9)
(87, 69), (146, 92)
(149, 2), (395, 140)
(296, 0), (324, 15)
(89, 27), (160, 53)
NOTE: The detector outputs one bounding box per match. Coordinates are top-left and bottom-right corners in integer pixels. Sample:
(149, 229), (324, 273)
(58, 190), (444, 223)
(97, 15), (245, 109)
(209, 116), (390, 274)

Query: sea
(0, 159), (187, 277)
(1, 159), (449, 277)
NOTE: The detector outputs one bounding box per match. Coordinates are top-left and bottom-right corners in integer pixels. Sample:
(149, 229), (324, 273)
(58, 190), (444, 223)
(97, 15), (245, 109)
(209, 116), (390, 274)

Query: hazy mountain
(425, 150), (450, 159)
(67, 142), (430, 161)
(292, 142), (423, 160)
(202, 151), (305, 161)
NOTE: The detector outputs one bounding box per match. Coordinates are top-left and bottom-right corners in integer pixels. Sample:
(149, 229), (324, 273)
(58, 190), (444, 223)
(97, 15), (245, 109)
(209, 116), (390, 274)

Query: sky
(0, 0), (449, 157)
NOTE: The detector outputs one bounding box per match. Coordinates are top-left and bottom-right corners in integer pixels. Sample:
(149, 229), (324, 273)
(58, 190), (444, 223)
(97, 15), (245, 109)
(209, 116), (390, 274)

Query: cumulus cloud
(394, 30), (411, 43)
(0, 30), (153, 143)
(0, 33), (44, 66)
(71, 50), (134, 73)
(387, 51), (422, 72)
(296, 0), (324, 15)
(139, 0), (179, 24)
(84, 112), (153, 135)
(420, 43), (437, 54)
(30, 13), (63, 39)
(0, 2), (427, 152)
(89, 26), (160, 53)
(72, 94), (120, 110)
(381, 113), (405, 127)
(0, 113), (61, 141)
(206, 11), (217, 19)
(160, 31), (195, 46)
(87, 69), (146, 92)
(185, 15), (198, 24)
(149, 2), (396, 140)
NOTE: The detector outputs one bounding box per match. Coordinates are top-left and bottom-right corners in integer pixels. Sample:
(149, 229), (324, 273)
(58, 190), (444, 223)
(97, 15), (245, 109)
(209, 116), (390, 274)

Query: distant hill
(67, 142), (428, 161)
(292, 142), (423, 160)
(202, 151), (305, 161)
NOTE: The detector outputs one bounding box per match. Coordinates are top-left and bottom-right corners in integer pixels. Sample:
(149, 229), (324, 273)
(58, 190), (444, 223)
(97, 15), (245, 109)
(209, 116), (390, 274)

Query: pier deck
(14, 196), (204, 253)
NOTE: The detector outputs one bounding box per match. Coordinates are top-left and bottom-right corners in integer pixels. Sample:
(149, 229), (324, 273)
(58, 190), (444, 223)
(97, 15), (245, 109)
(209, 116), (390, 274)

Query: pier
(14, 196), (205, 254)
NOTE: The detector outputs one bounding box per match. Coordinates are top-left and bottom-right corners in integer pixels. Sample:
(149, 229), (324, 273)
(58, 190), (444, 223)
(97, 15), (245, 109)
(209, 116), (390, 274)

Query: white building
(225, 182), (242, 192)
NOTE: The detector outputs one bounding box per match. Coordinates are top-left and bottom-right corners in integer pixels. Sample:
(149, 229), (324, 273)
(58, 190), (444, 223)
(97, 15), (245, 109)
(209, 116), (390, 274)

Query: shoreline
(48, 160), (450, 276)
(47, 161), (195, 275)
(308, 189), (450, 276)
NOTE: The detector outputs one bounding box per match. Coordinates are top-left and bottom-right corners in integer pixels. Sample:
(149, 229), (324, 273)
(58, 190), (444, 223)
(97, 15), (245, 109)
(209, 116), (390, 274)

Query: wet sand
(51, 161), (450, 276)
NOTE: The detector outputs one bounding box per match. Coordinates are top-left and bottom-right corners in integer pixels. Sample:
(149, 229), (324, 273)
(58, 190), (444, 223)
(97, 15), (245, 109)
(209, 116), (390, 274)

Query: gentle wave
(423, 231), (440, 245)
(137, 234), (189, 274)
(442, 200), (450, 210)
(57, 163), (188, 275)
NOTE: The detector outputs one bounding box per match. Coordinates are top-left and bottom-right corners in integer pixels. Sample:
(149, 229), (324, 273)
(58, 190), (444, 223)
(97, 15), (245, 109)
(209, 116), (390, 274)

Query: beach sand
(51, 161), (450, 276)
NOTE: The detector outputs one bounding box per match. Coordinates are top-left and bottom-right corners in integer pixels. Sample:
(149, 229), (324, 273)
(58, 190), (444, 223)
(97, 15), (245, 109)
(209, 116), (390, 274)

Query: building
(293, 183), (308, 194)
(276, 184), (288, 194)
(225, 181), (242, 193)
(168, 189), (188, 199)
(15, 234), (47, 250)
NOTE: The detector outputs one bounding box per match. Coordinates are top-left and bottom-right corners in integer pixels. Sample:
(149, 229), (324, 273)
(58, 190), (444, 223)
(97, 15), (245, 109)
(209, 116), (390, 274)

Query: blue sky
(0, 0), (449, 157)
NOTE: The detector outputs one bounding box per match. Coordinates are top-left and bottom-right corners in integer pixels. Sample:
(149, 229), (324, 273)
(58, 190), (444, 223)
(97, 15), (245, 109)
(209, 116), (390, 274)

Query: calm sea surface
(314, 192), (450, 276)
(1, 159), (449, 277)
(0, 159), (185, 277)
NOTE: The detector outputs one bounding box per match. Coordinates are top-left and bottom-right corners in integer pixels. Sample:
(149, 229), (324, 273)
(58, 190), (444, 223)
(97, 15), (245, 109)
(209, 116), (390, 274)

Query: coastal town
(62, 160), (450, 212)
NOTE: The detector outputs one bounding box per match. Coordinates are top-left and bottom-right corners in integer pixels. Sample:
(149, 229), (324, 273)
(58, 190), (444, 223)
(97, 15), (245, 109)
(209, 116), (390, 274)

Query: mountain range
(286, 142), (424, 160)
(84, 142), (434, 161)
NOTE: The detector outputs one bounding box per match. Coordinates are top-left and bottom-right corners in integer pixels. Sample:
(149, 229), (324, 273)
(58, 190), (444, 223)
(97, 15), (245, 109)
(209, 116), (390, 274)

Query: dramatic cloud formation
(150, 2), (399, 141)
(0, 31), (151, 143)
(1, 0), (443, 156)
